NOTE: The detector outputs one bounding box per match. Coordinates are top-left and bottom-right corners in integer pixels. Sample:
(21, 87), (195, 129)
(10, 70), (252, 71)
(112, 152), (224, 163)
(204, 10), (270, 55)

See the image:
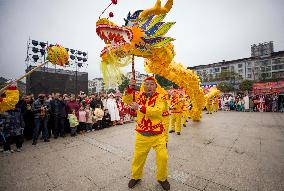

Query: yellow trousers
(181, 110), (189, 125)
(213, 104), (218, 112)
(132, 133), (168, 181)
(206, 104), (213, 114)
(170, 113), (181, 133)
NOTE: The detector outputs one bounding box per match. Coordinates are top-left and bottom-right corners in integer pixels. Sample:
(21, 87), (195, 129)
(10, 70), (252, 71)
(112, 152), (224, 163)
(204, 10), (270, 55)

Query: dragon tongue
(97, 25), (133, 45)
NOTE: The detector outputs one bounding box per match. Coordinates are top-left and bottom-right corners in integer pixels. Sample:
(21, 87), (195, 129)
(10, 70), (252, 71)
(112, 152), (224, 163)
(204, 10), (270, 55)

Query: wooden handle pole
(0, 60), (49, 94)
(131, 55), (136, 102)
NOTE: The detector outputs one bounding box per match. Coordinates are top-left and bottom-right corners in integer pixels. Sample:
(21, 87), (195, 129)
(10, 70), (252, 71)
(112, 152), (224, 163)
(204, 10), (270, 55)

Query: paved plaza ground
(0, 111), (284, 191)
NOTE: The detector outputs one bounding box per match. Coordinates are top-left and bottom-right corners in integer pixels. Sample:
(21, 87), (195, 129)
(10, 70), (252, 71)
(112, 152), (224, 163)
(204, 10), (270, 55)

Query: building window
(266, 66), (271, 71)
(262, 73), (271, 78)
(261, 60), (270, 66)
(214, 68), (220, 73)
(272, 64), (284, 70)
(247, 62), (251, 67)
(238, 69), (243, 73)
(272, 72), (284, 78)
(272, 58), (281, 65)
(260, 67), (265, 72)
(247, 74), (252, 78)
(238, 64), (243, 68)
(221, 67), (228, 71)
(247, 68), (252, 72)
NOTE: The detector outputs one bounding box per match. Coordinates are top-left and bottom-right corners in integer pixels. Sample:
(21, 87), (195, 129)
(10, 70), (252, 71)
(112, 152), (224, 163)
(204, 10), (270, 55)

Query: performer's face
(144, 80), (156, 96)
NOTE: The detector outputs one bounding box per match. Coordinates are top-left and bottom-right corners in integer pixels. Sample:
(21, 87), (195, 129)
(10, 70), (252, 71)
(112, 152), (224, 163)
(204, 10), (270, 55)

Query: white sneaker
(86, 130), (91, 133)
(0, 148), (3, 152)
(16, 148), (22, 152)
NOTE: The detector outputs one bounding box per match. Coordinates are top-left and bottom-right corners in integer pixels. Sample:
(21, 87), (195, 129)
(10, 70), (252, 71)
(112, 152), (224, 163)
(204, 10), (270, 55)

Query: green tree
(208, 73), (214, 81)
(0, 82), (5, 89)
(107, 88), (116, 94)
(118, 75), (130, 93)
(217, 82), (234, 92)
(239, 80), (253, 91)
(219, 71), (230, 81)
(156, 74), (178, 89)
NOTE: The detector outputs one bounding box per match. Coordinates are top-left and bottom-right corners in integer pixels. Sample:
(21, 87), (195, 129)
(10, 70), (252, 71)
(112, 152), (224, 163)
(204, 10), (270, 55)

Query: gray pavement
(0, 111), (284, 191)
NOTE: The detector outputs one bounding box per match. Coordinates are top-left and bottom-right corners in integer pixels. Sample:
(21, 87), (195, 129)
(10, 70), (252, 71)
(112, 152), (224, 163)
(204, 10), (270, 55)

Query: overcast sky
(0, 0), (284, 81)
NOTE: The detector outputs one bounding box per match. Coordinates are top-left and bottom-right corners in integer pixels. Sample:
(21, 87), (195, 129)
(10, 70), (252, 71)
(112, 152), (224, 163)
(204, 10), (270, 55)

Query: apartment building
(188, 42), (284, 82)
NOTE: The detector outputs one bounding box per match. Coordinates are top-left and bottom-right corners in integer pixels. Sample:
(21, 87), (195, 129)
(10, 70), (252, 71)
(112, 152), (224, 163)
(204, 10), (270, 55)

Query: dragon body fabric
(0, 86), (19, 113)
(96, 0), (205, 121)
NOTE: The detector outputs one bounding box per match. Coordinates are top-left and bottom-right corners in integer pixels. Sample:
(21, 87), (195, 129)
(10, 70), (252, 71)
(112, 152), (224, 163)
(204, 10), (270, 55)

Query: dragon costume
(0, 86), (19, 114)
(96, 0), (205, 121)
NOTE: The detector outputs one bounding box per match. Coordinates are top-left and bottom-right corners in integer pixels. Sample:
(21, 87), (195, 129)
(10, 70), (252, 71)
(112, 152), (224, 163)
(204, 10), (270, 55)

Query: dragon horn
(164, 0), (173, 11)
(139, 0), (173, 18)
(155, 0), (162, 8)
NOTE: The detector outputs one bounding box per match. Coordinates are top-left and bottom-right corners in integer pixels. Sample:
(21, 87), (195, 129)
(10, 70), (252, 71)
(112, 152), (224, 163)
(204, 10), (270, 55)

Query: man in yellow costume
(123, 77), (170, 190)
(213, 96), (219, 112)
(169, 91), (183, 135)
(205, 96), (213, 114)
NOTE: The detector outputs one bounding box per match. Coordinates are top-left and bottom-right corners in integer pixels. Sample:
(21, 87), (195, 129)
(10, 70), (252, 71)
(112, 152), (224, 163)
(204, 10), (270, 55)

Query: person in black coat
(20, 95), (34, 140)
(90, 95), (104, 110)
(49, 93), (66, 138)
(102, 109), (112, 128)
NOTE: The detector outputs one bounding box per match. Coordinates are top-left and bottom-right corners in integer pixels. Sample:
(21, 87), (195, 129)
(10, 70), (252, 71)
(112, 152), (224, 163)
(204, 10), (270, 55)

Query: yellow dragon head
(96, 0), (174, 59)
(96, 0), (176, 88)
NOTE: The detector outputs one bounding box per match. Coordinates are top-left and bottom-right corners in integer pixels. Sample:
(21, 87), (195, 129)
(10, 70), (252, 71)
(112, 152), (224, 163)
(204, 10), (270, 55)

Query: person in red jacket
(66, 94), (80, 116)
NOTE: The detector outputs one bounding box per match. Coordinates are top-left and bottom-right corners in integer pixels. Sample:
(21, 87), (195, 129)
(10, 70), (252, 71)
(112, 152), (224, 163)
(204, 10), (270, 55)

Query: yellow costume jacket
(170, 95), (183, 114)
(123, 88), (166, 135)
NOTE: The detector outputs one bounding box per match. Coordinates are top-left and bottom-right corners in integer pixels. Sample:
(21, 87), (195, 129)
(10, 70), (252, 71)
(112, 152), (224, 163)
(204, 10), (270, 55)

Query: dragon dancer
(205, 96), (213, 114)
(213, 96), (219, 112)
(123, 77), (170, 190)
(169, 90), (183, 135)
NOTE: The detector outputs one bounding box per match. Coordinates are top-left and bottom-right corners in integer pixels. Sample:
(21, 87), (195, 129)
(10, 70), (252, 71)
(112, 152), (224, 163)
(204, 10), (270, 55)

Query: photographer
(32, 94), (50, 145)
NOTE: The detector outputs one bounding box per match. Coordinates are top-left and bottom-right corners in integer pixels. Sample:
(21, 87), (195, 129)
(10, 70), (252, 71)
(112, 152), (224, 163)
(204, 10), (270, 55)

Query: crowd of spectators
(219, 93), (284, 112)
(0, 91), (134, 153)
(2, 90), (283, 154)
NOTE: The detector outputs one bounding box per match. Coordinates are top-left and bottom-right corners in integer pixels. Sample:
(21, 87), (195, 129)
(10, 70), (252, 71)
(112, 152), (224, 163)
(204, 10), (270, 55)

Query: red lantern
(111, 0), (118, 5)
(109, 12), (114, 17)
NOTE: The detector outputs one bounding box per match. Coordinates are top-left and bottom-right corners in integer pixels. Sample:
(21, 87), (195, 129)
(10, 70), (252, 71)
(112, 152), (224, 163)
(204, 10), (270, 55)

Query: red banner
(253, 81), (284, 94)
